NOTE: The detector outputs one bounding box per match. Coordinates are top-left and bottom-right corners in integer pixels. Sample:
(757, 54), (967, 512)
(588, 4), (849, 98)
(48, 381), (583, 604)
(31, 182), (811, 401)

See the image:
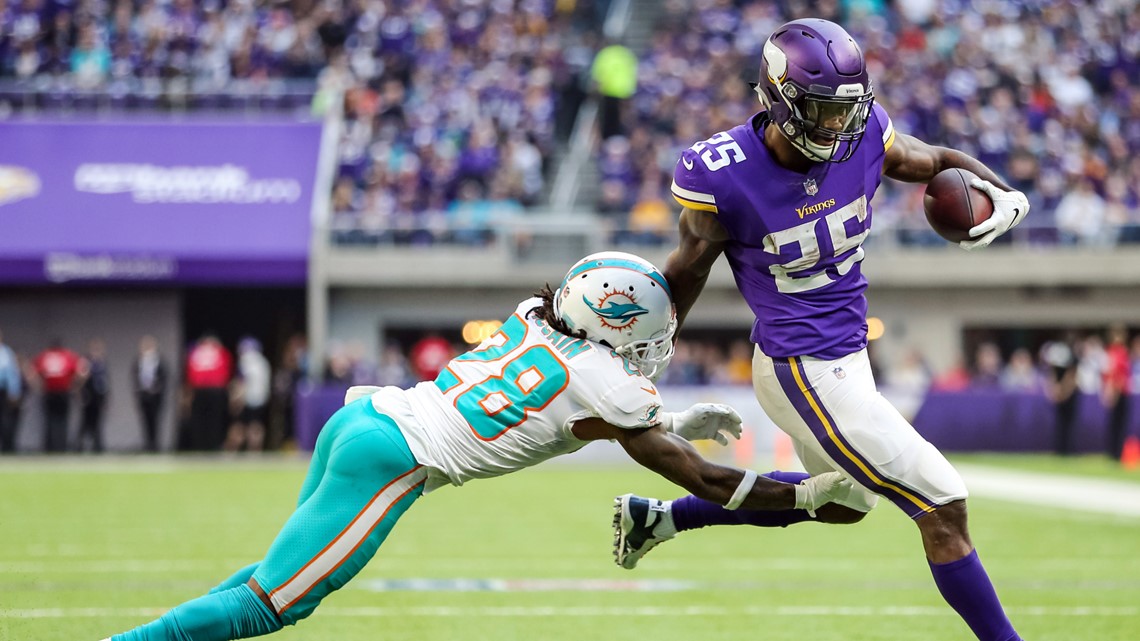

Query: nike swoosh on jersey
(682, 157), (694, 170)
(640, 386), (657, 395)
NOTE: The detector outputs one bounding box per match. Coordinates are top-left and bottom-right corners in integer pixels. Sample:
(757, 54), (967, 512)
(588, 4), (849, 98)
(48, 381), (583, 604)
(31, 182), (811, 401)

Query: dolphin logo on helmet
(583, 295), (649, 328)
(554, 251), (677, 381)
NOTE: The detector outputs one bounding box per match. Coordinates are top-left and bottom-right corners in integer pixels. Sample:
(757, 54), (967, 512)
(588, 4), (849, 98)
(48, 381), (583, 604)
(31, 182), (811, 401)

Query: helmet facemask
(757, 78), (874, 163)
(612, 316), (677, 381)
(756, 23), (875, 164)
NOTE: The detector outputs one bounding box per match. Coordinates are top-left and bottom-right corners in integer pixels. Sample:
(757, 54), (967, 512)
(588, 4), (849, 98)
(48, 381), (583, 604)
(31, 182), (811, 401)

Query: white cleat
(612, 493), (674, 570)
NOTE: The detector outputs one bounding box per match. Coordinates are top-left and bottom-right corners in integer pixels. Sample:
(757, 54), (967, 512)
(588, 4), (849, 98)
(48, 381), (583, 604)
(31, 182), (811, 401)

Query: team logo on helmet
(763, 39), (788, 84)
(583, 290), (648, 331)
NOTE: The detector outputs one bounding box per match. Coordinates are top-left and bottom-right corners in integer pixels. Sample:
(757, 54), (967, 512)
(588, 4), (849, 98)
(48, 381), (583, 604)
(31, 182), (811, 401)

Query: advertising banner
(0, 120), (323, 284)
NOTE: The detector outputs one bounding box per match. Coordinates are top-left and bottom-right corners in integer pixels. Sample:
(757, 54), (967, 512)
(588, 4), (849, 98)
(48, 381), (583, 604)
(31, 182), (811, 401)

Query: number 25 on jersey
(689, 131), (746, 172)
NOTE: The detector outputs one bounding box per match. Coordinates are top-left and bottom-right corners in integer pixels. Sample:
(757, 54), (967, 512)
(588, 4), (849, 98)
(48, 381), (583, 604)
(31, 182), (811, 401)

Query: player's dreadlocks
(529, 284), (588, 341)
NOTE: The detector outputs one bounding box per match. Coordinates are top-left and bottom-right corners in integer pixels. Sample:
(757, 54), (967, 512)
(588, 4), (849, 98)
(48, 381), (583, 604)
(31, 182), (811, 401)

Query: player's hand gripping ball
(923, 168), (1029, 249)
(923, 168), (994, 244)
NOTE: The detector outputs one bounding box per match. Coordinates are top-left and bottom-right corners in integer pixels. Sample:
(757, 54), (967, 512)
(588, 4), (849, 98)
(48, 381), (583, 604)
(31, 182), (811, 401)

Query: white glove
(793, 471), (852, 516)
(960, 179), (1030, 251)
(662, 403), (743, 445)
(344, 385), (382, 405)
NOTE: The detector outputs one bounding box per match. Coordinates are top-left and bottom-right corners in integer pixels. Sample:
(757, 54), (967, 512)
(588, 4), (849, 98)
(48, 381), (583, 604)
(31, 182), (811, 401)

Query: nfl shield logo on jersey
(832, 366), (846, 379)
(803, 178), (818, 196)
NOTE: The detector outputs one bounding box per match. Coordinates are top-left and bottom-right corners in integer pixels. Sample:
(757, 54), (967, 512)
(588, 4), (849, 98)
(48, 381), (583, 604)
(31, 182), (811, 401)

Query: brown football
(923, 168), (994, 243)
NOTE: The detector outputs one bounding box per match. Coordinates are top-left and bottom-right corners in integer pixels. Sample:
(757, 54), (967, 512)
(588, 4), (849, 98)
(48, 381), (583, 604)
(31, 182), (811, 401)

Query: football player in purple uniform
(612, 19), (1028, 641)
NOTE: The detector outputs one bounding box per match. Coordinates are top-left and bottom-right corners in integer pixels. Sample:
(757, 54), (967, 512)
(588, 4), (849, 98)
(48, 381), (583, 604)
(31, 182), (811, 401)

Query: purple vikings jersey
(671, 103), (896, 359)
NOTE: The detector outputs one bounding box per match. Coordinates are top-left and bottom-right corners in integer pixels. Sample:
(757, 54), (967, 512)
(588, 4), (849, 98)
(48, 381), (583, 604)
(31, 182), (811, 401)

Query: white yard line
(955, 464), (1140, 518)
(2, 605), (1137, 619)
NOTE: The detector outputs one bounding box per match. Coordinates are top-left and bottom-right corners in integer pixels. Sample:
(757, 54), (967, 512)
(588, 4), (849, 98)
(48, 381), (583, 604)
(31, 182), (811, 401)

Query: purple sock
(929, 550), (1021, 641)
(671, 471), (815, 531)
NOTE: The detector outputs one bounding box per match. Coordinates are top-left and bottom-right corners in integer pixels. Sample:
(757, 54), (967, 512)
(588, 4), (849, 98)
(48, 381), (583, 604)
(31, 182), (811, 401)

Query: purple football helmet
(755, 19), (874, 163)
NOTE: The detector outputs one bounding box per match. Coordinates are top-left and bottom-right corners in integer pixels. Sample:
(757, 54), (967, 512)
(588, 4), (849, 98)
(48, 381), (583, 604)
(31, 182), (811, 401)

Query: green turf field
(2, 456), (1138, 641)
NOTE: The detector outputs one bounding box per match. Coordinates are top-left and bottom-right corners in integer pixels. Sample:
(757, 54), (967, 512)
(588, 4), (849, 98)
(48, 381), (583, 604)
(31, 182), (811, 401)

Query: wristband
(793, 483), (818, 517)
(724, 469), (757, 510)
(658, 411), (675, 432)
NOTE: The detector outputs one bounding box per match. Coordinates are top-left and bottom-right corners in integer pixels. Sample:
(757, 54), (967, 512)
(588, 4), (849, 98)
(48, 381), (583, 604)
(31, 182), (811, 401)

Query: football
(923, 168), (994, 243)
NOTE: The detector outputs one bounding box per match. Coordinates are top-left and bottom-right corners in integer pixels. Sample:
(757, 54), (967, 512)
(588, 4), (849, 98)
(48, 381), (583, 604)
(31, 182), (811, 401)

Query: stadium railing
(0, 78), (317, 114)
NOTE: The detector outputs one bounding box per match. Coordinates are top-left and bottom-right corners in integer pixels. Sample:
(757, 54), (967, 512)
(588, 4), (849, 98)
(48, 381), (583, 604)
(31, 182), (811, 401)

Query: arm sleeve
(670, 147), (719, 214)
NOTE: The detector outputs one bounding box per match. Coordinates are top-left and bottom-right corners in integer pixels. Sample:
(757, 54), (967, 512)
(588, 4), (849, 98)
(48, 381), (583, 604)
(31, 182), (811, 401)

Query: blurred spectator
(887, 348), (933, 395)
(132, 335), (168, 453)
(270, 333), (307, 450)
(1130, 336), (1140, 395)
(1076, 334), (1107, 395)
(591, 38), (638, 139)
(182, 334), (232, 452)
(76, 338), (110, 453)
(32, 339), (82, 453)
(1102, 324), (1131, 460)
(0, 328), (21, 453)
(999, 348), (1040, 392)
(377, 344), (414, 388)
(657, 341), (707, 386)
(1041, 336), (1079, 455)
(723, 340), (753, 385)
(620, 178), (673, 245)
(409, 333), (454, 381)
(931, 355), (971, 392)
(972, 342), (1003, 388)
(70, 23), (110, 89)
(1055, 178), (1108, 245)
(225, 337), (271, 453)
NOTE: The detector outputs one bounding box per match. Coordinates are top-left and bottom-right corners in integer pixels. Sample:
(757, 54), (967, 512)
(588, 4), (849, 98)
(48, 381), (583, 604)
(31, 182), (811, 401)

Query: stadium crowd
(326, 0), (603, 246)
(597, 0), (1140, 246)
(0, 0), (339, 110)
(2, 323), (1137, 456)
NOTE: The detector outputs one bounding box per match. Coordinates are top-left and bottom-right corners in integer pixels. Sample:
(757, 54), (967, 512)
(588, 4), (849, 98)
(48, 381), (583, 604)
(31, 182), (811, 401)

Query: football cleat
(612, 493), (674, 570)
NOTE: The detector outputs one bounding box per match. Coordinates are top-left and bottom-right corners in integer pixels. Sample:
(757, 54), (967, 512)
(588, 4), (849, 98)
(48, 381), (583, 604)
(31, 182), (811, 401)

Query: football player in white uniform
(101, 251), (849, 641)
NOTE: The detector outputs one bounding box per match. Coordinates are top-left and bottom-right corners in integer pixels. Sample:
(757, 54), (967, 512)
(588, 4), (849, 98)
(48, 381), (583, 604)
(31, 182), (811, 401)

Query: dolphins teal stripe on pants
(252, 397), (426, 625)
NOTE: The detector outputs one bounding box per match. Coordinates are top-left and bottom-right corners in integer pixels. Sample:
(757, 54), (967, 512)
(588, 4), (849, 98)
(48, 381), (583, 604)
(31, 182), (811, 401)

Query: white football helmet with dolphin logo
(553, 251), (677, 380)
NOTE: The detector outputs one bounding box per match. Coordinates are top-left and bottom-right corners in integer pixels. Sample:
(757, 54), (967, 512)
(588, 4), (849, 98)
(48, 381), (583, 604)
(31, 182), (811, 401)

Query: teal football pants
(112, 398), (426, 640)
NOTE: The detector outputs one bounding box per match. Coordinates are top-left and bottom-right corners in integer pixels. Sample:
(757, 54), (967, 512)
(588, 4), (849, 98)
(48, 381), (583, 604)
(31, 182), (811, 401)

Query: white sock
(650, 500), (677, 538)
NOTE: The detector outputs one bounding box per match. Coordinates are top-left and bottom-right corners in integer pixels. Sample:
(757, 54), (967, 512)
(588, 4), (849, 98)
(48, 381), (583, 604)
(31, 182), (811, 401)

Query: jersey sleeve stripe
(882, 119), (896, 152)
(673, 194), (719, 213)
(671, 180), (716, 205)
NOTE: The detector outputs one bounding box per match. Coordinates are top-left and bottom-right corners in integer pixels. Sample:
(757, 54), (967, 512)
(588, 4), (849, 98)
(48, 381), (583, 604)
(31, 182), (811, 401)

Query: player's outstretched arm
(664, 208), (728, 334)
(571, 417), (846, 512)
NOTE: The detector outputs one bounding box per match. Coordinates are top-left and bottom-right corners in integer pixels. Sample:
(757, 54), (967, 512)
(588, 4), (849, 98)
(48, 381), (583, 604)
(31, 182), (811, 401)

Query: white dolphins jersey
(370, 298), (664, 492)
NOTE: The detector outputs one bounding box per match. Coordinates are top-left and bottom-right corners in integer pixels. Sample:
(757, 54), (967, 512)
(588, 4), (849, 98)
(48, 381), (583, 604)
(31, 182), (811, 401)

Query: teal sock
(112, 584), (282, 641)
(208, 563), (261, 594)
